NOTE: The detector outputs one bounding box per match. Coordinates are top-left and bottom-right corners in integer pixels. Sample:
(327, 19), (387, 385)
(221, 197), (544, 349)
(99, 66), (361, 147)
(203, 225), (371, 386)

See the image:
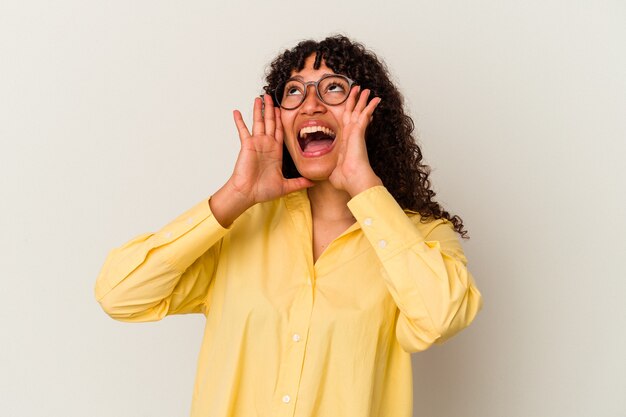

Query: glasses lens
(279, 80), (305, 109)
(319, 76), (351, 105)
(277, 75), (352, 109)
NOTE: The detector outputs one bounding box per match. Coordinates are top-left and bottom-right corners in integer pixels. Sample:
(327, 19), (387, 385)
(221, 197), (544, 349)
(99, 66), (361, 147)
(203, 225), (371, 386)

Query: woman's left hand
(328, 86), (384, 197)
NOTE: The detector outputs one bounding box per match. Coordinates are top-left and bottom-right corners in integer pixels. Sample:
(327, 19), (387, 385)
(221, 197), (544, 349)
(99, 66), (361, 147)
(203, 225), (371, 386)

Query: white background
(1, 1), (624, 416)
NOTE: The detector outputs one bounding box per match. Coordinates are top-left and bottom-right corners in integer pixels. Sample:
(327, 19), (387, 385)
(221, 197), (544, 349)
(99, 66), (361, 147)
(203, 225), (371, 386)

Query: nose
(299, 84), (326, 115)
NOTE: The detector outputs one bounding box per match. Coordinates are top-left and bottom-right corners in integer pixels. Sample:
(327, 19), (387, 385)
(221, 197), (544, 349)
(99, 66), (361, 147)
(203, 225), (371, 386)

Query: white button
(378, 239), (387, 248)
(292, 333), (301, 342)
(282, 395), (291, 403)
(165, 232), (172, 239)
(363, 217), (373, 226)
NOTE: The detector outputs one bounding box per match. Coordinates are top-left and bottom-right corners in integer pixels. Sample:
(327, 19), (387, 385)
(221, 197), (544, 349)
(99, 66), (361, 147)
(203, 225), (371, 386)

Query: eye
(326, 82), (346, 93)
(320, 77), (350, 95)
(284, 81), (304, 96)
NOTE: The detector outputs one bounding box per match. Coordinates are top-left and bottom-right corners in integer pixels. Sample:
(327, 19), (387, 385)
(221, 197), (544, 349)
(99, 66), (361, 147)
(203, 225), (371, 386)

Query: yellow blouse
(95, 185), (482, 417)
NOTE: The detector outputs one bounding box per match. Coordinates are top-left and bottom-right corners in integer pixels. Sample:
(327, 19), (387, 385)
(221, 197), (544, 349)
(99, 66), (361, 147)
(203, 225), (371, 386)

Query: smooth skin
(210, 57), (382, 261)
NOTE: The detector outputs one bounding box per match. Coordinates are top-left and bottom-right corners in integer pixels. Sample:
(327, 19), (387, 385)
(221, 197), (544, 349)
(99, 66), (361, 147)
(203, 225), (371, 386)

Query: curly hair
(263, 35), (468, 238)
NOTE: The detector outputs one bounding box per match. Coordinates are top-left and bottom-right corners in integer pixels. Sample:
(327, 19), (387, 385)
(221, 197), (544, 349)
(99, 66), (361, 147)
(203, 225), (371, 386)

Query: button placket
(273, 278), (313, 415)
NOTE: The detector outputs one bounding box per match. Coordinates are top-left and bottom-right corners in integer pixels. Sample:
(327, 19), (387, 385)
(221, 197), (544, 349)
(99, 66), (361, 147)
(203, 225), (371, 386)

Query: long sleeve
(94, 198), (230, 322)
(347, 186), (483, 352)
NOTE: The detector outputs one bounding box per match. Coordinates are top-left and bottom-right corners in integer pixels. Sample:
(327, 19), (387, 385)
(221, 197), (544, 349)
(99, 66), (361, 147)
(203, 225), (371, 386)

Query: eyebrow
(290, 73), (334, 81)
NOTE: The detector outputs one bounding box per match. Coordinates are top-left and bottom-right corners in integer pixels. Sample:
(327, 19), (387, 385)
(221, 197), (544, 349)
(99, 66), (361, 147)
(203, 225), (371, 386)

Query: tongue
(304, 139), (333, 152)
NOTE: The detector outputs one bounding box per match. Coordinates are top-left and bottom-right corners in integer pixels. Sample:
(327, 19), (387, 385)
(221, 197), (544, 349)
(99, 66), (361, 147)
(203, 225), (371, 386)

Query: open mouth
(297, 125), (336, 157)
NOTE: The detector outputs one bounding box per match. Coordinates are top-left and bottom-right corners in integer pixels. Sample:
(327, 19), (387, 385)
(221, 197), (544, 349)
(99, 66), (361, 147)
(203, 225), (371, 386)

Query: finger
(252, 97), (265, 136)
(344, 85), (361, 112)
(263, 94), (275, 136)
(282, 177), (315, 195)
(274, 107), (284, 144)
(232, 110), (251, 143)
(360, 97), (382, 123)
(353, 89), (371, 114)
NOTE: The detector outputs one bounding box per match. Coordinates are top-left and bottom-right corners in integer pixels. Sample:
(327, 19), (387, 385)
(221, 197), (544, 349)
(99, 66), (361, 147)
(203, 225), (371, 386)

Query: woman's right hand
(209, 94), (313, 227)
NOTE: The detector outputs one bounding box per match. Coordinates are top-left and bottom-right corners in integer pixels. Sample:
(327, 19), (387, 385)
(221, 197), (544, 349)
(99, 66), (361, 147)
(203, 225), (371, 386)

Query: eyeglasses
(275, 74), (356, 110)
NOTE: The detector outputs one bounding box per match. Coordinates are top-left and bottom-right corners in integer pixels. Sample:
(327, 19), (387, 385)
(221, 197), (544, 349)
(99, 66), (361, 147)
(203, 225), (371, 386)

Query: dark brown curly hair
(263, 35), (468, 237)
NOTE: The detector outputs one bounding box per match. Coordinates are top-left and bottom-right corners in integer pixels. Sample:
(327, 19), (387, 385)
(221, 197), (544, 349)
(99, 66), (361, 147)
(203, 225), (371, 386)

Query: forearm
(95, 197), (229, 321)
(347, 186), (482, 351)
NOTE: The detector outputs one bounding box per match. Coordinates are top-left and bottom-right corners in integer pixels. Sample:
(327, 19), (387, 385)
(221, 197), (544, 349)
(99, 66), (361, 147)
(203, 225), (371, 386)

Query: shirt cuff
(347, 186), (426, 261)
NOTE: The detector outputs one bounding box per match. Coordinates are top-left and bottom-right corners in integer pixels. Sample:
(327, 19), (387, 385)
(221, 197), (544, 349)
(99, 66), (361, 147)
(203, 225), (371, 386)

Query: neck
(307, 181), (354, 222)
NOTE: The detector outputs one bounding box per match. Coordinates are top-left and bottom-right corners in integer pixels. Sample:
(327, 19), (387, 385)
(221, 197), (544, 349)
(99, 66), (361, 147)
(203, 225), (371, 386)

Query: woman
(95, 35), (482, 417)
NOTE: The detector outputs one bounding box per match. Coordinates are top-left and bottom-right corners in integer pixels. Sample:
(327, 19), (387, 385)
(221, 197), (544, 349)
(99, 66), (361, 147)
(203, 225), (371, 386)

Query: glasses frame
(274, 74), (357, 110)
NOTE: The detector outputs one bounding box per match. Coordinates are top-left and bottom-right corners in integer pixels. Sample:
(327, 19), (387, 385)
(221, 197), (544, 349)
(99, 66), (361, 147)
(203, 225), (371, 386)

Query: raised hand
(209, 94), (313, 227)
(328, 86), (383, 197)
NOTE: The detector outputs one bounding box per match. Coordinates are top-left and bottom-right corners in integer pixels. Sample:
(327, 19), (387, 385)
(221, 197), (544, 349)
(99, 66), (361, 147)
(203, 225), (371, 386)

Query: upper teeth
(299, 125), (336, 139)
